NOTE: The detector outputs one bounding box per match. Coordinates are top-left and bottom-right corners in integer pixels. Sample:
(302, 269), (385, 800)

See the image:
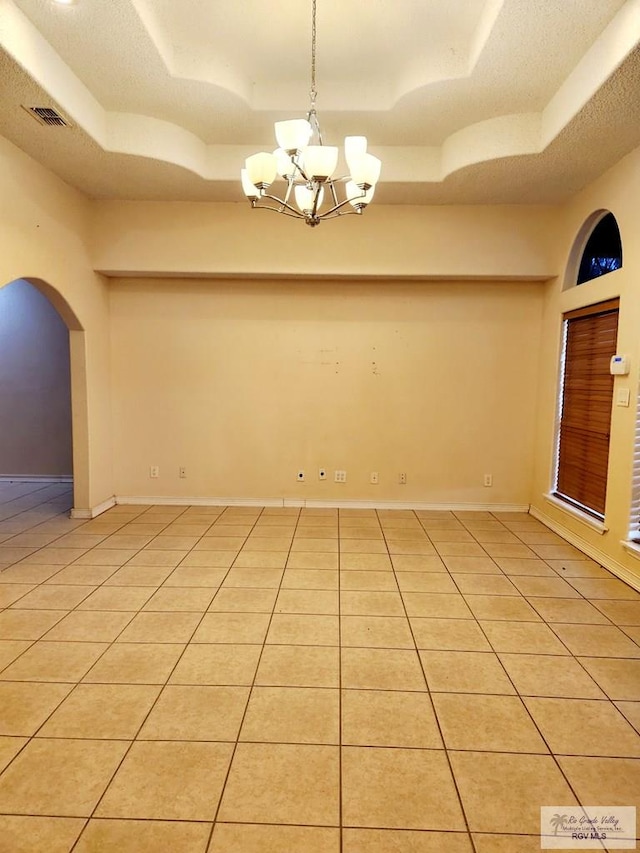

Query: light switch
(616, 387), (630, 407)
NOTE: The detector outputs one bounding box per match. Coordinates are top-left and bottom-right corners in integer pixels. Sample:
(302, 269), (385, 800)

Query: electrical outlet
(484, 473), (493, 487)
(179, 467), (187, 479)
(399, 472), (407, 485)
(318, 468), (327, 480)
(334, 470), (347, 483)
(149, 466), (159, 479)
(370, 472), (379, 484)
(297, 470), (305, 482)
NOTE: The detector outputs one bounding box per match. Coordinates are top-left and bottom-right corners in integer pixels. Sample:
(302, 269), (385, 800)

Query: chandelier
(240, 0), (381, 227)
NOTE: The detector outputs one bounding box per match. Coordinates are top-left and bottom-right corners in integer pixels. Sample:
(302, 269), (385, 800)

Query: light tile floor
(0, 482), (638, 852)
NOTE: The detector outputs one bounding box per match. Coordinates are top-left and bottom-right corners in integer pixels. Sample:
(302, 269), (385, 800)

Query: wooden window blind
(555, 298), (619, 519)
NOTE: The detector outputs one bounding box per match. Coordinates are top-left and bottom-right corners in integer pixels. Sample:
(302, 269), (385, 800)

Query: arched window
(577, 212), (622, 284)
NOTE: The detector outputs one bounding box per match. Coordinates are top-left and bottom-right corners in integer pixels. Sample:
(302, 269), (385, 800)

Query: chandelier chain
(310, 0), (317, 108)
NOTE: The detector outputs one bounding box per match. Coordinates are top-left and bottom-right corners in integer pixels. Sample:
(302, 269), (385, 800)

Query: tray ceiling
(0, 0), (639, 204)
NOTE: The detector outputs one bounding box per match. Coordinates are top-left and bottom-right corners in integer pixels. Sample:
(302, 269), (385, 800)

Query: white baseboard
(114, 494), (530, 513)
(530, 504), (640, 593)
(288, 499), (531, 511)
(70, 495), (117, 519)
(0, 475), (73, 483)
(115, 495), (286, 508)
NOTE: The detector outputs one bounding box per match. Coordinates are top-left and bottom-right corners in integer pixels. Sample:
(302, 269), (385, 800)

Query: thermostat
(610, 355), (630, 375)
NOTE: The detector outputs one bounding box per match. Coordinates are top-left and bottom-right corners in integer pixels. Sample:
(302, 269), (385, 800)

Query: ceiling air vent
(22, 106), (72, 127)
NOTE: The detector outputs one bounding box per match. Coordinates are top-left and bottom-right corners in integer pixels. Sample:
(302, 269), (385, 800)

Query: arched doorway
(0, 277), (87, 516)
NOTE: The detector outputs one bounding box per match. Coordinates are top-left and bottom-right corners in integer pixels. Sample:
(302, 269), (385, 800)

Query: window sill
(543, 493), (608, 535)
(621, 540), (640, 561)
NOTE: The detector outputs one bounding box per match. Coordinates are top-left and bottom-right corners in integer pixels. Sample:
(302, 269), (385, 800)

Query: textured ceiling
(0, 0), (639, 204)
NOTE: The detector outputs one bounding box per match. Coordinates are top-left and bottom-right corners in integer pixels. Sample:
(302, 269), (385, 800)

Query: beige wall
(0, 136), (113, 511)
(4, 118), (640, 585)
(110, 277), (544, 505)
(91, 200), (560, 282)
(0, 279), (72, 476)
(531, 145), (640, 584)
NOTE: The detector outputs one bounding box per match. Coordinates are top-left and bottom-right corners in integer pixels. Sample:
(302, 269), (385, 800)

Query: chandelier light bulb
(350, 153), (382, 190)
(301, 145), (338, 182)
(241, 169), (259, 200)
(344, 136), (368, 172)
(273, 148), (295, 179)
(275, 120), (313, 153)
(245, 152), (278, 190)
(295, 184), (324, 214)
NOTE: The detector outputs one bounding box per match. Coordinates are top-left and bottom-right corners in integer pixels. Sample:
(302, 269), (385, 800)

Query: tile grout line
(0, 500), (145, 575)
(65, 504), (219, 851)
(58, 503), (238, 850)
(146, 502), (268, 851)
(389, 507), (479, 852)
(465, 512), (602, 839)
(502, 519), (640, 691)
(0, 502), (189, 659)
(0, 491), (638, 848)
(204, 504), (302, 851)
(418, 510), (618, 846)
(0, 495), (113, 783)
(0, 483), (73, 527)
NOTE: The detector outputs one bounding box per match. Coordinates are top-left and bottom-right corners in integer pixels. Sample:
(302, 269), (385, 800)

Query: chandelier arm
(311, 181), (327, 218)
(327, 180), (340, 207)
(306, 108), (324, 147)
(317, 208), (362, 220)
(249, 197), (364, 222)
(316, 194), (365, 218)
(333, 209), (361, 218)
(259, 192), (306, 217)
(282, 179), (295, 207)
(291, 155), (311, 184)
(251, 201), (306, 220)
